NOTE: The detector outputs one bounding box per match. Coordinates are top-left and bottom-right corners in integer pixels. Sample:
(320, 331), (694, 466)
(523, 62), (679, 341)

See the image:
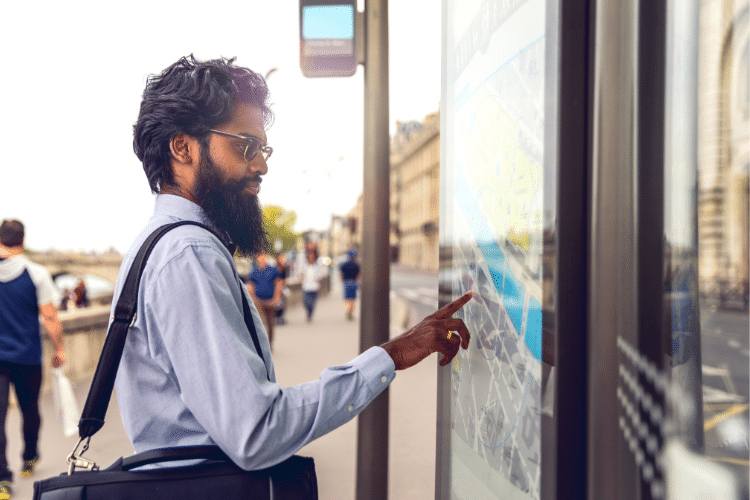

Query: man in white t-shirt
(0, 220), (66, 500)
(299, 243), (326, 323)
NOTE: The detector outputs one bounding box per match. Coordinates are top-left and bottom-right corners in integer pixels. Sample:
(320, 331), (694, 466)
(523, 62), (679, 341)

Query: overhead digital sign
(299, 0), (357, 77)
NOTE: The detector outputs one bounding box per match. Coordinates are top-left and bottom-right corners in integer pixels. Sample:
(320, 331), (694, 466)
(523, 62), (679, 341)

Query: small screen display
(302, 5), (354, 40)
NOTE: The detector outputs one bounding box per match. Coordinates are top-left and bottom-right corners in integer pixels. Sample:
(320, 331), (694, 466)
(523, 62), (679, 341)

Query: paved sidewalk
(6, 290), (440, 499)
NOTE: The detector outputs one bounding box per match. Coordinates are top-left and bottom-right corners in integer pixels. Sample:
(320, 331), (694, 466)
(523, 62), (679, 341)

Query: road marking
(705, 403), (740, 411)
(702, 365), (729, 376)
(704, 404), (749, 431)
(719, 363), (738, 396)
(703, 385), (746, 404)
(706, 456), (750, 466)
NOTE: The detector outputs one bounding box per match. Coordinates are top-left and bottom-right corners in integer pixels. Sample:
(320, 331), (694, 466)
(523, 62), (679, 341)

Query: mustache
(229, 175), (262, 192)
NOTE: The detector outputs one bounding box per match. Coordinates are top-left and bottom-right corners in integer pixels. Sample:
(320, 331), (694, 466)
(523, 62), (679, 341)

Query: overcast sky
(0, 1), (441, 253)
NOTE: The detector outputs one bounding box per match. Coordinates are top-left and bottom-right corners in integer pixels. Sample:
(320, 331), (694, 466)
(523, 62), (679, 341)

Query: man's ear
(170, 132), (198, 165)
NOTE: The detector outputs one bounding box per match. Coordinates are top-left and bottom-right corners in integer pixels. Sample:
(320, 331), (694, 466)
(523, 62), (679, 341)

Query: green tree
(262, 205), (299, 254)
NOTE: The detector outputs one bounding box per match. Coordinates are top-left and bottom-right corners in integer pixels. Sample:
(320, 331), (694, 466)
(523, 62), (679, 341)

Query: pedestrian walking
(59, 289), (70, 312)
(0, 220), (66, 500)
(73, 278), (89, 308)
(339, 248), (360, 320)
(103, 55), (472, 488)
(299, 244), (326, 323)
(274, 253), (289, 325)
(245, 250), (282, 347)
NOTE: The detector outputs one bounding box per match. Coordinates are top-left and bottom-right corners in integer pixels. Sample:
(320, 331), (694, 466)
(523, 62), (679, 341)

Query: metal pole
(637, 1), (667, 498)
(328, 214), (335, 291)
(554, 0), (592, 498)
(356, 0), (389, 498)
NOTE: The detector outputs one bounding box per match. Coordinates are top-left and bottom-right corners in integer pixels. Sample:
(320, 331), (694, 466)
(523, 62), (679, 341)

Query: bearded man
(113, 55), (472, 473)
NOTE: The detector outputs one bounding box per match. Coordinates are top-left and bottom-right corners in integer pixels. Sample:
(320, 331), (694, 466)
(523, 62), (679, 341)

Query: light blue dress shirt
(112, 195), (395, 470)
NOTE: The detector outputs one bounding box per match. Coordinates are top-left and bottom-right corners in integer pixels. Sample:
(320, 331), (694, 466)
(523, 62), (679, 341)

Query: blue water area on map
(478, 242), (505, 291)
(525, 298), (542, 361)
(455, 168), (542, 362)
(501, 271), (526, 338)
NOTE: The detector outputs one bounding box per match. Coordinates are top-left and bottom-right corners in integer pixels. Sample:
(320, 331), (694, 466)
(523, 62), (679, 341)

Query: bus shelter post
(356, 0), (390, 499)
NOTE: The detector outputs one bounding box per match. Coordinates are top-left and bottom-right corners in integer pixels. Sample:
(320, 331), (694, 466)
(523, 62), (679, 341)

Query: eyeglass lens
(244, 139), (271, 162)
(243, 140), (261, 161)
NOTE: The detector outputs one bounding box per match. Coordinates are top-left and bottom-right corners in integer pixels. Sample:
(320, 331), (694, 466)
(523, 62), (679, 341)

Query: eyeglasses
(207, 129), (273, 162)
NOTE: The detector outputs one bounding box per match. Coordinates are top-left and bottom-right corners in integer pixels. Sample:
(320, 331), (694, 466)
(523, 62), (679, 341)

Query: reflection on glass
(666, 0), (749, 494)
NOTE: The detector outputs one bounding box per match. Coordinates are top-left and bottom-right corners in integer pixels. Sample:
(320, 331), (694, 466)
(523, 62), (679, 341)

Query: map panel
(442, 0), (551, 498)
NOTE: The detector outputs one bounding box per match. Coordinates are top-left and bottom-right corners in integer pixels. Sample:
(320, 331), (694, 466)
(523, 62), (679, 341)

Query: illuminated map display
(441, 0), (552, 497)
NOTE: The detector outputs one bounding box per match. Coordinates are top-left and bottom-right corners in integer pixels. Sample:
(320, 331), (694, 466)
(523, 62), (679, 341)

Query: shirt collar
(153, 194), (234, 251)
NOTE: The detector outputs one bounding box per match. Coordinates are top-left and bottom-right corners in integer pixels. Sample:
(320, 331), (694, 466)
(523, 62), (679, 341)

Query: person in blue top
(246, 250), (282, 347)
(0, 220), (66, 500)
(339, 248), (360, 321)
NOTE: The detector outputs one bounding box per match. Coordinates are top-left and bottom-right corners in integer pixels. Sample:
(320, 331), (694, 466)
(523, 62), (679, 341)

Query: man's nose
(249, 155), (268, 176)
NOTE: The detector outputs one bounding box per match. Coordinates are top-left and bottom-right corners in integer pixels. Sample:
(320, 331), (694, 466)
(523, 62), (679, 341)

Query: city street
(701, 303), (750, 402)
(700, 302), (750, 481)
(390, 264), (439, 322)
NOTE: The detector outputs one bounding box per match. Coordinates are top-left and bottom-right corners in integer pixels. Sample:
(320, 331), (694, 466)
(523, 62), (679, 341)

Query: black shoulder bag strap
(78, 221), (268, 440)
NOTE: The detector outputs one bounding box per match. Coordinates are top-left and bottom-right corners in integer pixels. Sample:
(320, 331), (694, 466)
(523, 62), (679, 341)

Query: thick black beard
(193, 151), (268, 257)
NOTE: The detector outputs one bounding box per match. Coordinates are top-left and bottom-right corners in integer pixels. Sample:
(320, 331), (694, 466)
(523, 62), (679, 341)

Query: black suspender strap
(78, 221), (268, 439)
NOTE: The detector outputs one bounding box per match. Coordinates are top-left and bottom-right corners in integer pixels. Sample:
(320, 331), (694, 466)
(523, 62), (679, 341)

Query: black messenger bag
(33, 221), (318, 500)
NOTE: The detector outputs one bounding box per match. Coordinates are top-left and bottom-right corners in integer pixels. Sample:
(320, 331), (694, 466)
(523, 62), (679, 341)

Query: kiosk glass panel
(439, 0), (558, 497)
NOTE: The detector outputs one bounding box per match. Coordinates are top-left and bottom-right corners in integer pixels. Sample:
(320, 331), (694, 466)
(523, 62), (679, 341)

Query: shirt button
(381, 376), (388, 383)
(348, 405), (354, 412)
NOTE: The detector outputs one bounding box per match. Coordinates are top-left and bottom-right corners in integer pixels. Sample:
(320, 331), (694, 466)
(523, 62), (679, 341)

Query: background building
(697, 0), (749, 304)
(329, 213), (359, 260)
(338, 113), (442, 272)
(348, 194), (363, 253)
(389, 113), (441, 271)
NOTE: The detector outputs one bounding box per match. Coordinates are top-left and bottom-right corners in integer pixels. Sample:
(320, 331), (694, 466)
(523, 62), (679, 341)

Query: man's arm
(39, 302), (66, 368)
(145, 243), (396, 470)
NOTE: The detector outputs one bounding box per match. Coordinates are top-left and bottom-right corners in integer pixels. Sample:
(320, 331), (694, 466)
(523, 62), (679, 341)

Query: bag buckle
(67, 437), (99, 475)
(111, 312), (137, 328)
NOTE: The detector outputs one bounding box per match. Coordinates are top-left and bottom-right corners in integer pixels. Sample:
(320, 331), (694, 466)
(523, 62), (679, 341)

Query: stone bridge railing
(38, 277), (329, 396)
(33, 253), (124, 283)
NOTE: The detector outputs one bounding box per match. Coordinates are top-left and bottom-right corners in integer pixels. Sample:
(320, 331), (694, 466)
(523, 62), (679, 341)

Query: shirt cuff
(350, 346), (396, 398)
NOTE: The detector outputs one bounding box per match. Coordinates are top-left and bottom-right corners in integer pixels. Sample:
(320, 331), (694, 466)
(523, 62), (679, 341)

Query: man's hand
(380, 291), (473, 370)
(51, 349), (66, 368)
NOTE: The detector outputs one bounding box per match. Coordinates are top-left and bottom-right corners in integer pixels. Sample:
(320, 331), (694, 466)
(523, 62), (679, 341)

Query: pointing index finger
(434, 291), (473, 319)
